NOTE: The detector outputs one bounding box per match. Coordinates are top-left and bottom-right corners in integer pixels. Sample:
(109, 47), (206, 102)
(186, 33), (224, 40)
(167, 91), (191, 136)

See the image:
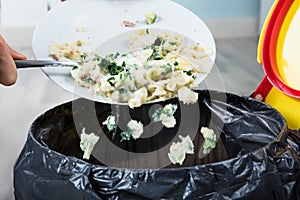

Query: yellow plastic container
(254, 0), (300, 129)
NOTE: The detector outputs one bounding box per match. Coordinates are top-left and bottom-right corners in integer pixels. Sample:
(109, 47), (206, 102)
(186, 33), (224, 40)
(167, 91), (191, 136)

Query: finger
(8, 46), (27, 60)
(0, 35), (17, 86)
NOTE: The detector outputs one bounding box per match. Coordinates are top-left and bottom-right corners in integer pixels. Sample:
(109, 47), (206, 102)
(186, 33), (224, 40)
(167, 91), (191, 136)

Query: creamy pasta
(50, 29), (212, 108)
(168, 135), (194, 165)
(80, 128), (99, 160)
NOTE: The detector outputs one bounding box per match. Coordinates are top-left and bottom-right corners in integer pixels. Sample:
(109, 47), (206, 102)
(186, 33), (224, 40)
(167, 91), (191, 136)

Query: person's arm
(0, 35), (26, 86)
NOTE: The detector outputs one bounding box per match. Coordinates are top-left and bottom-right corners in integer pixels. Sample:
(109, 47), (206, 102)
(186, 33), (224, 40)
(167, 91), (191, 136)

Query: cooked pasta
(50, 29), (212, 108)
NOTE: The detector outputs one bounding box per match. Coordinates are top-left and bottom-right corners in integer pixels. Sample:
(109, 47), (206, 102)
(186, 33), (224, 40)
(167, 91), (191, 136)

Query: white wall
(1, 0), (47, 26)
(0, 0), (62, 48)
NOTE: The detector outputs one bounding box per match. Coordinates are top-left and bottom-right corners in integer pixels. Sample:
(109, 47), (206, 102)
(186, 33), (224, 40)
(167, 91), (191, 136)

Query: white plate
(32, 0), (216, 104)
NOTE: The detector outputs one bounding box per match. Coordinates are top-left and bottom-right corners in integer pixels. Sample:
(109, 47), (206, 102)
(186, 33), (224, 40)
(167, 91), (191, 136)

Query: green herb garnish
(120, 132), (131, 142)
(183, 70), (192, 76)
(100, 61), (126, 76)
(107, 77), (116, 86)
(72, 66), (78, 70)
(147, 47), (163, 61)
(169, 41), (177, 45)
(80, 54), (87, 61)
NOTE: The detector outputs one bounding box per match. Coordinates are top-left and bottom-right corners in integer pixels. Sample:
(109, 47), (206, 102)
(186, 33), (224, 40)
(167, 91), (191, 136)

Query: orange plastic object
(253, 0), (300, 129)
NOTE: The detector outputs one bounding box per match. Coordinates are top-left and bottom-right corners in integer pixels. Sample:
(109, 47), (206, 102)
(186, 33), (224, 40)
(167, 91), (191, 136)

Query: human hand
(0, 35), (27, 86)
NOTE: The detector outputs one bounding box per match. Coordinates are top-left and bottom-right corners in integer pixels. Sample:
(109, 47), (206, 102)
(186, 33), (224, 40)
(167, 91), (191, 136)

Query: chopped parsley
(80, 54), (87, 62)
(107, 77), (116, 86)
(183, 70), (192, 76)
(72, 66), (78, 70)
(98, 57), (126, 76)
(120, 131), (131, 142)
(108, 61), (126, 75)
(147, 47), (163, 61)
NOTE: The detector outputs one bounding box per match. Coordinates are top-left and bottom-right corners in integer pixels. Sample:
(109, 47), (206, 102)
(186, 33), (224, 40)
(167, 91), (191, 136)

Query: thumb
(9, 46), (27, 60)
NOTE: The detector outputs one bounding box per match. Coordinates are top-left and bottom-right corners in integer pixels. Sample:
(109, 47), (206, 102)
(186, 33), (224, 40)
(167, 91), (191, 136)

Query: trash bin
(14, 90), (300, 199)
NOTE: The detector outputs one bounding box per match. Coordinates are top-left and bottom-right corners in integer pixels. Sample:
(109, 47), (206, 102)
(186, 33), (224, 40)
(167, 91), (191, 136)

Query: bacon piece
(122, 20), (136, 28)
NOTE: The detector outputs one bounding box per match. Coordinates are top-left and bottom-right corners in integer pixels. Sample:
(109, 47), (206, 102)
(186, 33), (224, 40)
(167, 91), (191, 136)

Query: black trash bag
(14, 90), (300, 200)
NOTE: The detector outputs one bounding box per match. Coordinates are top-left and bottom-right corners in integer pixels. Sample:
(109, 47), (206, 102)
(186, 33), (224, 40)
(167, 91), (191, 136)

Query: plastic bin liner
(14, 90), (300, 199)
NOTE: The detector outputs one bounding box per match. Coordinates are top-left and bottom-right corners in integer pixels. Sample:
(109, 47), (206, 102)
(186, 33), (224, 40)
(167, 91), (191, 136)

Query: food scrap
(168, 135), (194, 165)
(70, 29), (211, 108)
(122, 20), (136, 28)
(200, 127), (217, 154)
(76, 26), (87, 32)
(120, 120), (144, 142)
(145, 12), (157, 25)
(152, 103), (178, 128)
(102, 115), (117, 132)
(80, 128), (99, 160)
(48, 40), (87, 61)
(178, 86), (198, 104)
